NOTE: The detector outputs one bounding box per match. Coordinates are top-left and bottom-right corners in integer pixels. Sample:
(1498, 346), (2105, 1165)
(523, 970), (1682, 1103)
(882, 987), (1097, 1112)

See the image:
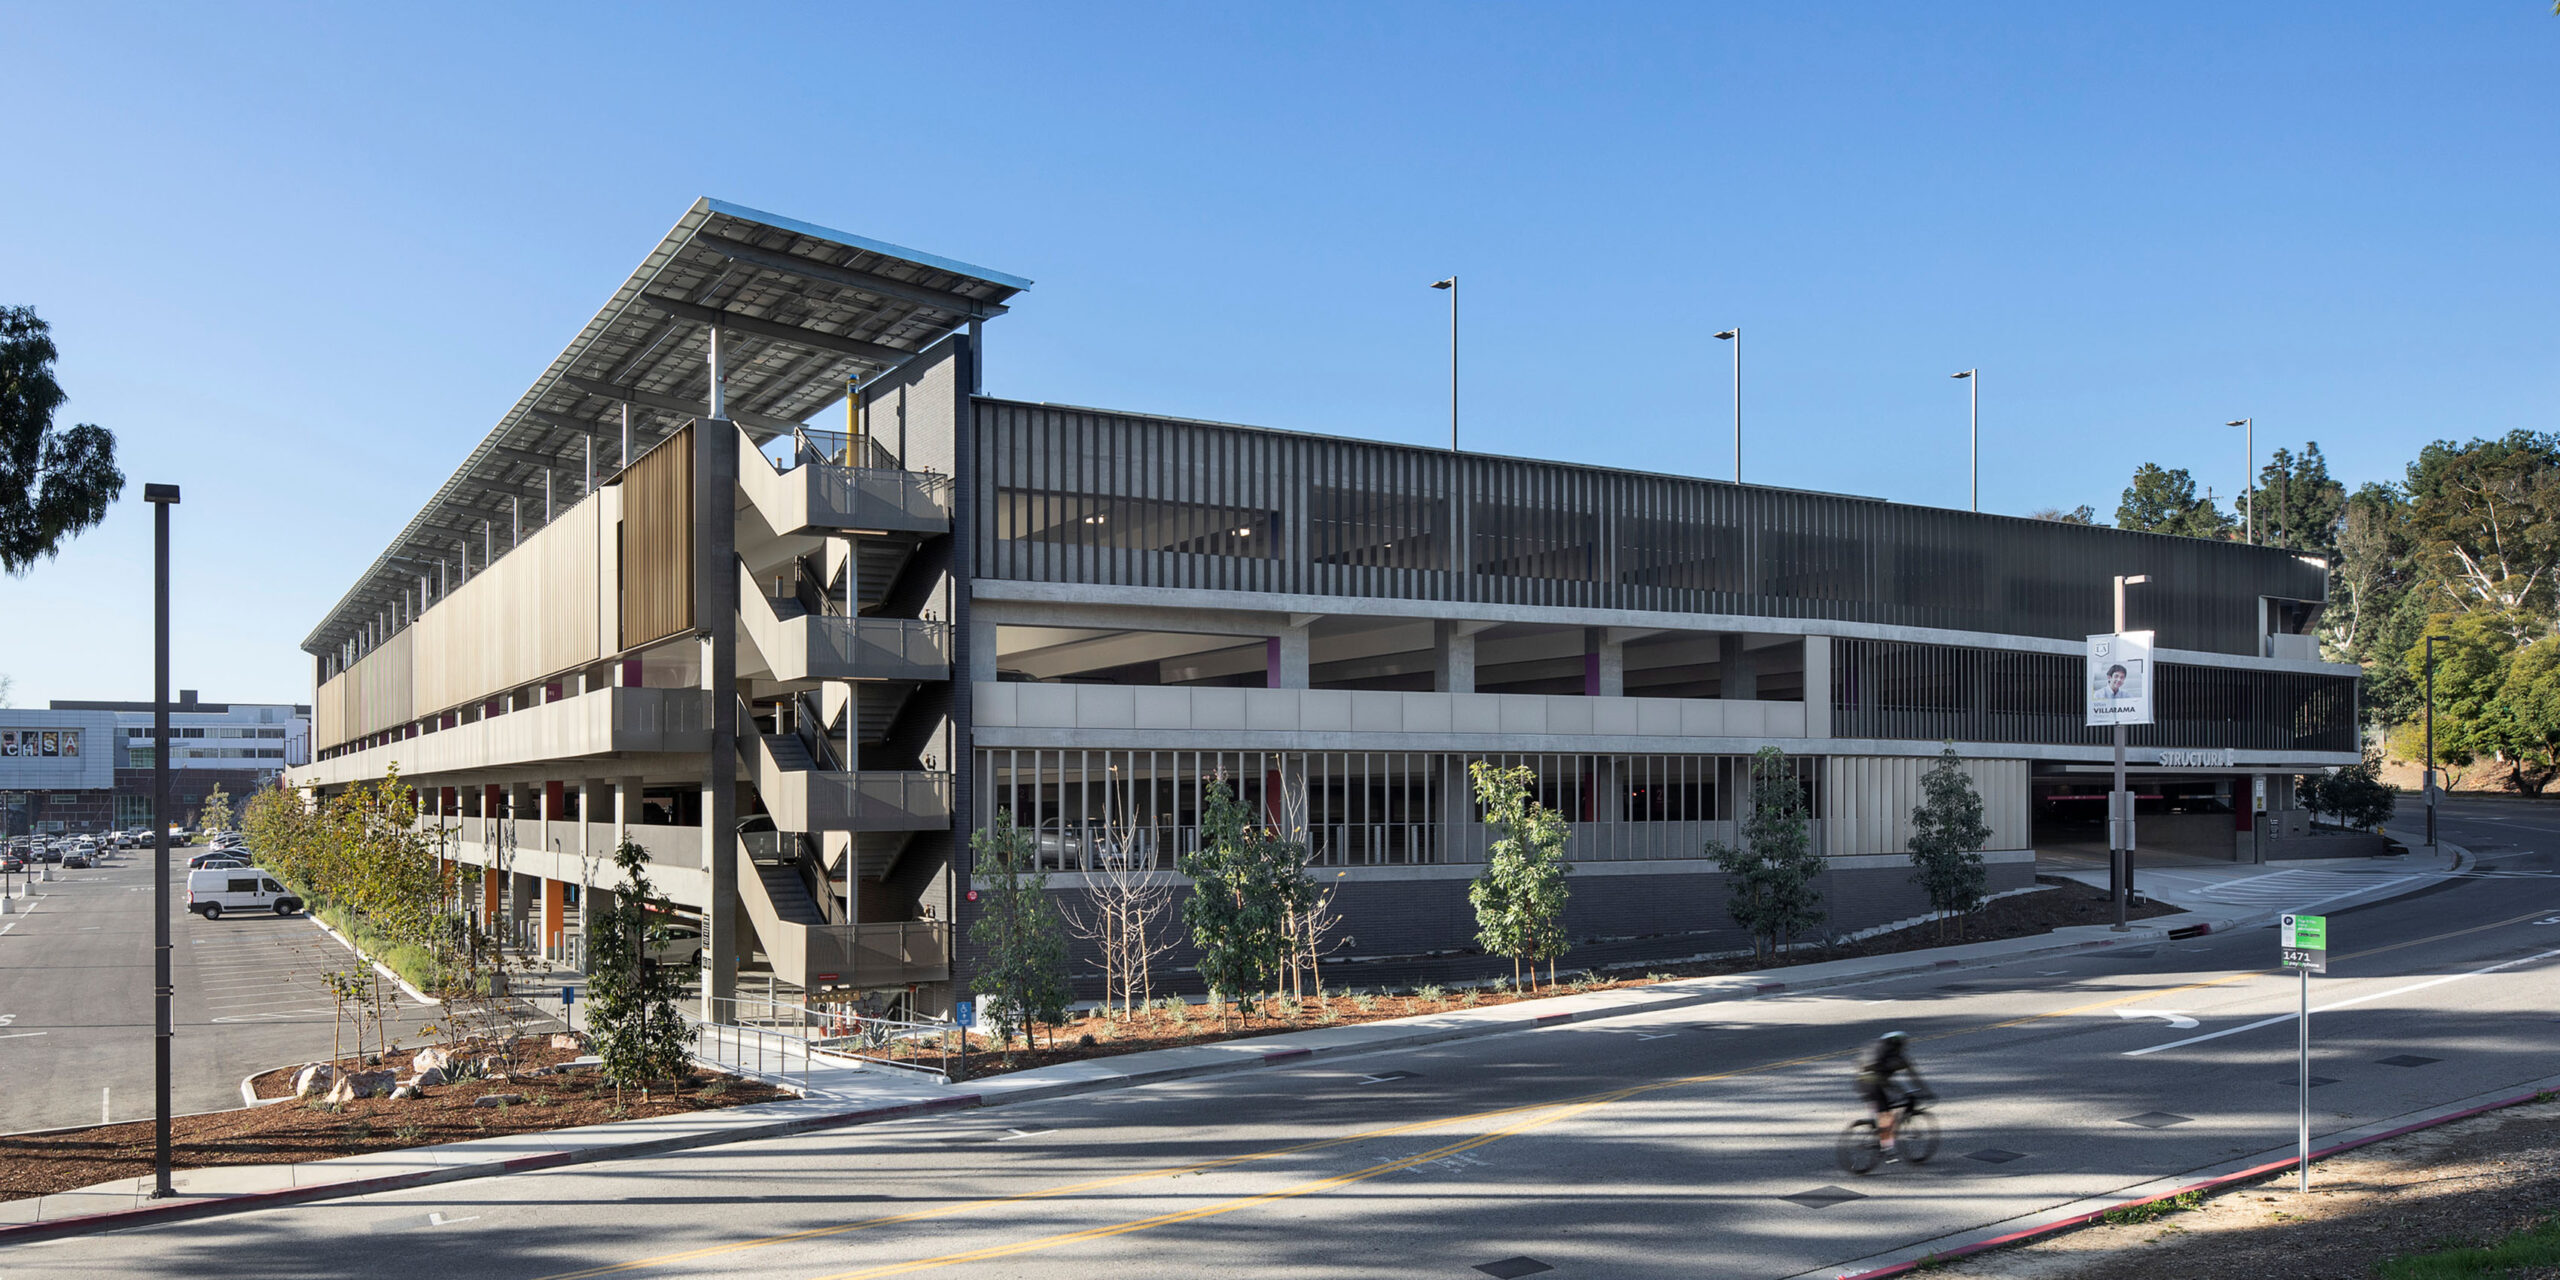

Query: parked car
(185, 868), (301, 919)
(644, 923), (704, 968)
(187, 851), (250, 871)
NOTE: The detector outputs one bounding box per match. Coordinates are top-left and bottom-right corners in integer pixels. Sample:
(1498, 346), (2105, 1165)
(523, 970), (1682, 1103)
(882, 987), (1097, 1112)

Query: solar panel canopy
(303, 198), (1030, 657)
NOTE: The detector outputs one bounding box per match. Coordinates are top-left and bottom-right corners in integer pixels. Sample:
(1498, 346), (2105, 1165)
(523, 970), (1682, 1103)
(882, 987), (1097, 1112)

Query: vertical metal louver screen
(972, 400), (2329, 657)
(620, 422), (696, 649)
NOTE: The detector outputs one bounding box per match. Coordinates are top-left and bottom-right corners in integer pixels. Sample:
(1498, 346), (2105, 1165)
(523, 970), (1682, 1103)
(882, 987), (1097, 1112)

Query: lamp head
(2226, 419), (2248, 427)
(2124, 574), (2151, 586)
(1430, 277), (1455, 290)
(143, 483), (181, 505)
(1951, 369), (1974, 379)
(1713, 329), (1737, 341)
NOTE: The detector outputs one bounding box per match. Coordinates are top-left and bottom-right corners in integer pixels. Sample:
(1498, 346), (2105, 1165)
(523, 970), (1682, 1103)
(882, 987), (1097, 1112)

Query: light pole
(1430, 277), (1457, 452)
(2425, 632), (2449, 849)
(1715, 329), (1740, 482)
(2112, 572), (2150, 931)
(143, 481), (179, 1199)
(1952, 369), (1978, 511)
(2227, 418), (2254, 543)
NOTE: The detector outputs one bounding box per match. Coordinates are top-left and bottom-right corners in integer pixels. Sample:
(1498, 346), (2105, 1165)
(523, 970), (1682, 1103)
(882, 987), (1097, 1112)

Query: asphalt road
(8, 797), (2557, 1279)
(0, 847), (428, 1133)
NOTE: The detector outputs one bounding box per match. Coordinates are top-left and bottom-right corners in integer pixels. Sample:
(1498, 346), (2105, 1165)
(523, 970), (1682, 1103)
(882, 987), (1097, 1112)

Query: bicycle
(1837, 1090), (1939, 1175)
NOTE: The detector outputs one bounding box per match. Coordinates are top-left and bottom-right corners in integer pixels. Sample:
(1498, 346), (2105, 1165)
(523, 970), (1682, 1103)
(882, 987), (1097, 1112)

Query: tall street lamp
(1952, 369), (1979, 511)
(2227, 418), (2254, 543)
(2425, 632), (2449, 849)
(2111, 572), (2150, 931)
(1430, 277), (1457, 452)
(142, 481), (180, 1199)
(1715, 329), (1740, 482)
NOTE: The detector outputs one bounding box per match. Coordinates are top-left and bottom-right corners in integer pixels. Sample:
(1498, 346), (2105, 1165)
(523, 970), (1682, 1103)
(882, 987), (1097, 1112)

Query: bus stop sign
(2282, 913), (2327, 974)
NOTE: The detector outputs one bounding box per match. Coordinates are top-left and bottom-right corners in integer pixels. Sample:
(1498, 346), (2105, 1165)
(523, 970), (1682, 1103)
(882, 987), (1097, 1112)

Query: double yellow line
(538, 904), (2560, 1280)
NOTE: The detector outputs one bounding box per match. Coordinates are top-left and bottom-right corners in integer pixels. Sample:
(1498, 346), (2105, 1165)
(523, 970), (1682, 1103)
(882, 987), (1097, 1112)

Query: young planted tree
(1705, 747), (1826, 964)
(1466, 761), (1574, 990)
(968, 811), (1072, 1061)
(586, 836), (696, 1097)
(1060, 852), (1178, 1019)
(1905, 745), (1994, 941)
(1178, 778), (1313, 1020)
(198, 783), (233, 836)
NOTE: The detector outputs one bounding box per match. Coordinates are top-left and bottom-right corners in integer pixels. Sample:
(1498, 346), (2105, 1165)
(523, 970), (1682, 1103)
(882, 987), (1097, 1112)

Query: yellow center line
(534, 906), (2557, 1280)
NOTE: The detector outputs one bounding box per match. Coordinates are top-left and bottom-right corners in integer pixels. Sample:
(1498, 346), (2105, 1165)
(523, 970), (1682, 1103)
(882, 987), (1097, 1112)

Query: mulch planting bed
(0, 1035), (788, 1203)
(931, 879), (2184, 1079)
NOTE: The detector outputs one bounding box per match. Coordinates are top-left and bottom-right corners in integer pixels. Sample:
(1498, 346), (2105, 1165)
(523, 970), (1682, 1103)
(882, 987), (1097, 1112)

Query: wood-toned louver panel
(621, 423), (696, 649)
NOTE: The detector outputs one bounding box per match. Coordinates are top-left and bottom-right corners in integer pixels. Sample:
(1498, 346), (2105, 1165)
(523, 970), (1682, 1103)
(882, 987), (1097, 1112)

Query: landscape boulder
(471, 1093), (525, 1108)
(290, 1064), (337, 1099)
(409, 1046), (448, 1075)
(407, 1065), (446, 1089)
(389, 1084), (421, 1101)
(550, 1033), (588, 1051)
(325, 1069), (398, 1104)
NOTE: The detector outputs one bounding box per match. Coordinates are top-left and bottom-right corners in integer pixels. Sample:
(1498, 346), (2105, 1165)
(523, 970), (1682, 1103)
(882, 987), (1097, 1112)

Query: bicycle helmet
(1879, 1030), (1908, 1042)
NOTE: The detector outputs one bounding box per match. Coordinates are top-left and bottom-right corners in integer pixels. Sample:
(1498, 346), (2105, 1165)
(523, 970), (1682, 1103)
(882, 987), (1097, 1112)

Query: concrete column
(1720, 634), (1760, 700)
(1803, 635), (1832, 738)
(508, 871), (534, 948)
(1583, 628), (1623, 698)
(968, 614), (1000, 684)
(1267, 625), (1310, 690)
(695, 405), (742, 1011)
(1432, 620), (1478, 694)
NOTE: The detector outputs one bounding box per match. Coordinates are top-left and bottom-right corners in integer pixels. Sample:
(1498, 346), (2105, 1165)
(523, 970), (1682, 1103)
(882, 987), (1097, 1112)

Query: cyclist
(1856, 1031), (1930, 1156)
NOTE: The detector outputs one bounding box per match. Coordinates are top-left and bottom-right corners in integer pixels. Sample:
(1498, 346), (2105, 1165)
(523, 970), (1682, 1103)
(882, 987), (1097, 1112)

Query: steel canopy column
(695, 406), (741, 1013)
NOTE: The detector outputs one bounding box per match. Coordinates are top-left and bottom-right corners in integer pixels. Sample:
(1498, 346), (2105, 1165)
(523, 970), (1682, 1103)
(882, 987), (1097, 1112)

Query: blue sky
(2, 3), (2553, 707)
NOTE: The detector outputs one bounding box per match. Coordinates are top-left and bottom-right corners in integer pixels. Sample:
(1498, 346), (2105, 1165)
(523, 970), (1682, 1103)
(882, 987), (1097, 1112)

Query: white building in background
(49, 693), (311, 772)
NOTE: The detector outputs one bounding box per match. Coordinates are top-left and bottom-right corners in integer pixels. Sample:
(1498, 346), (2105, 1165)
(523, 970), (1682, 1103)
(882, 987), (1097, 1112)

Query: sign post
(2281, 912), (2328, 1191)
(2088, 591), (2154, 929)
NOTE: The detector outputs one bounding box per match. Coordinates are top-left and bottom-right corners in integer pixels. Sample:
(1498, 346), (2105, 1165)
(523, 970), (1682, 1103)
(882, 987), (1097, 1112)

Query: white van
(186, 868), (303, 919)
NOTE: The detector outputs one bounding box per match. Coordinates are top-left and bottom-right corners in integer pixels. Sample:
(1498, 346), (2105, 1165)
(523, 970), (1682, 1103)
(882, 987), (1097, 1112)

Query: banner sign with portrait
(1, 728), (82, 758)
(2085, 631), (2155, 727)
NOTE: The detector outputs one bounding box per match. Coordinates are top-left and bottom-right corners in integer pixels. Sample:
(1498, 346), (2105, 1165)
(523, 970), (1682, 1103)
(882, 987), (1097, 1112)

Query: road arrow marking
(2115, 1008), (2200, 1030)
(428, 1213), (481, 1226)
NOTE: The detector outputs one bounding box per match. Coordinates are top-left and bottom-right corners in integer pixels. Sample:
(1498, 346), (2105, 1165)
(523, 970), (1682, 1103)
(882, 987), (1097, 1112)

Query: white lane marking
(2127, 945), (2560, 1056)
(2114, 1008), (2199, 1030)
(993, 1128), (1051, 1141)
(0, 1031), (49, 1041)
(428, 1212), (481, 1226)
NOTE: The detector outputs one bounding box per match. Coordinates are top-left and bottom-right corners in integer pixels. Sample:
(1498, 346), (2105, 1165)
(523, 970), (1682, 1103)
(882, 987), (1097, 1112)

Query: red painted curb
(1834, 1086), (2558, 1279)
(1261, 1048), (1311, 1063)
(0, 1093), (982, 1250)
(1755, 982), (1788, 994)
(1534, 1012), (1574, 1025)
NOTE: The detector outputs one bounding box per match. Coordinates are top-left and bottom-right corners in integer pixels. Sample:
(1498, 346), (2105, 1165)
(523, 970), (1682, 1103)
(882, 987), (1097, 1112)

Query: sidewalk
(2044, 841), (2466, 919)
(1, 842), (2474, 1247)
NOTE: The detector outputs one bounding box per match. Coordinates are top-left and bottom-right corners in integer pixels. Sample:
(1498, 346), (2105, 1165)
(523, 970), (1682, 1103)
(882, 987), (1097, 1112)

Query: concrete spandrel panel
(1591, 698), (1639, 736)
(974, 682), (1019, 727)
(1635, 698), (1682, 737)
(1244, 689), (1298, 731)
(1193, 687), (1246, 730)
(1017, 684), (1077, 728)
(1547, 697), (1593, 735)
(1300, 690), (1353, 732)
(1075, 685), (1136, 729)
(1767, 701), (1808, 737)
(1678, 699), (1727, 737)
(1727, 699), (1769, 736)
(1400, 692), (1453, 733)
(1133, 687), (1190, 729)
(1497, 696), (1548, 735)
(1451, 695), (1501, 734)
(1352, 691), (1407, 732)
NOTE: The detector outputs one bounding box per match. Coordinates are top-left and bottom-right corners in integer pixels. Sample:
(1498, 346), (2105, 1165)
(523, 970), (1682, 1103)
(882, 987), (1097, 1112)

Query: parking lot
(0, 841), (431, 1134)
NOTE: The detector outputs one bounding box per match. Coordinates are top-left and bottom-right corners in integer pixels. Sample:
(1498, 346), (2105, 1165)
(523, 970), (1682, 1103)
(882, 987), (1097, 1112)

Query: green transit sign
(2281, 913), (2327, 974)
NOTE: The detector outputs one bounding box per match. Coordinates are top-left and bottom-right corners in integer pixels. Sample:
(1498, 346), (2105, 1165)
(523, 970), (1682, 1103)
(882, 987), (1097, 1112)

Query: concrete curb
(3, 852), (2467, 1248)
(1831, 1072), (2560, 1279)
(303, 913), (439, 1006)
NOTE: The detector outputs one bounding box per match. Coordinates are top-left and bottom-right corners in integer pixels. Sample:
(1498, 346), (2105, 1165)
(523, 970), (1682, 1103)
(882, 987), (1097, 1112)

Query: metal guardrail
(706, 993), (959, 1081)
